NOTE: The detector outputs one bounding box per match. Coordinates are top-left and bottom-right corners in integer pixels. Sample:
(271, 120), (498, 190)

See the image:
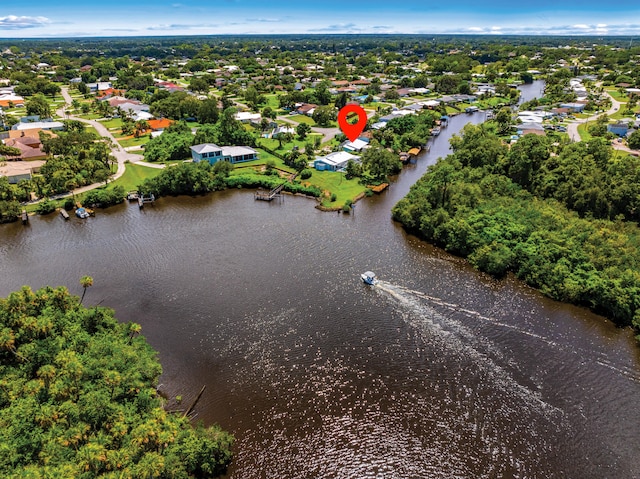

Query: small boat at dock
(75, 207), (90, 219)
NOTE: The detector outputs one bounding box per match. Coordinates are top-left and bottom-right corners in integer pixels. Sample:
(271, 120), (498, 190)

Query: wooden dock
(369, 183), (389, 194)
(138, 193), (155, 209)
(21, 210), (28, 225)
(127, 191), (139, 201)
(59, 208), (70, 220)
(255, 183), (285, 201)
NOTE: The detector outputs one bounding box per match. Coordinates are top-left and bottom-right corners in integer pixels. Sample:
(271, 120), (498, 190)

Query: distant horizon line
(1, 32), (639, 41)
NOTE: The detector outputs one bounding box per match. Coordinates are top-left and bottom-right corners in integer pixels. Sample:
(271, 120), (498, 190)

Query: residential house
(0, 160), (45, 183)
(607, 122), (630, 137)
(517, 122), (546, 136)
(313, 151), (360, 172)
(190, 144), (258, 165)
(296, 103), (317, 116)
(559, 102), (586, 113)
(342, 138), (369, 153)
(0, 93), (25, 108)
(2, 136), (47, 160)
(235, 111), (262, 124)
(86, 82), (112, 92)
(12, 121), (64, 131)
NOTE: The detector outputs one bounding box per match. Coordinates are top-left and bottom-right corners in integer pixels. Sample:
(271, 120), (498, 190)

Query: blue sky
(1, 1), (639, 37)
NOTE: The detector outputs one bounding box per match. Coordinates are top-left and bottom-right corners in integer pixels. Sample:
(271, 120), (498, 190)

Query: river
(2, 82), (640, 478)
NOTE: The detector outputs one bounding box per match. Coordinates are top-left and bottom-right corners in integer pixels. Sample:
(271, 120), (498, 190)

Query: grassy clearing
(99, 118), (123, 129)
(577, 123), (593, 141)
(307, 170), (367, 207)
(264, 93), (281, 110)
(107, 163), (163, 192)
(290, 114), (315, 125)
(118, 136), (151, 148)
(230, 148), (364, 206)
(605, 88), (628, 102)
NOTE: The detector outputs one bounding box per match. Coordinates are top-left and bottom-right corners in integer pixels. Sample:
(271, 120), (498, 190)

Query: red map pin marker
(338, 104), (368, 142)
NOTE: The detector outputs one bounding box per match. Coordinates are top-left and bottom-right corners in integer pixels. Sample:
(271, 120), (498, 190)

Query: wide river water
(3, 82), (640, 478)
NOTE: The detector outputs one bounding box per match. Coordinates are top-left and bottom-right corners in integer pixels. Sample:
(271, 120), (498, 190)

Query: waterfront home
(0, 160), (45, 183)
(1, 136), (47, 160)
(313, 151), (360, 172)
(191, 144), (258, 165)
(342, 138), (369, 153)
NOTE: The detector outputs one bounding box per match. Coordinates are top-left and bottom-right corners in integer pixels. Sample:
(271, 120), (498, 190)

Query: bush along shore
(392, 124), (640, 342)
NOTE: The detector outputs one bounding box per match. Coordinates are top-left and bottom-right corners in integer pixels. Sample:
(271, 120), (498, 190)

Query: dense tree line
(139, 160), (321, 199)
(0, 284), (233, 477)
(393, 125), (640, 338)
(40, 129), (114, 194)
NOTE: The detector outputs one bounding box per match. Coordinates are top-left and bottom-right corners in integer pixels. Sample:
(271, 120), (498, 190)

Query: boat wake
(374, 280), (640, 386)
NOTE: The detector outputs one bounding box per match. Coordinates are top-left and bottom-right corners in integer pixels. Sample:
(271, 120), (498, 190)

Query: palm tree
(80, 276), (93, 304)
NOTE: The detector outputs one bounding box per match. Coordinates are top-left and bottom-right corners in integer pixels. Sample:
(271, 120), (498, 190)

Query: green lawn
(306, 170), (367, 207)
(77, 113), (103, 120)
(290, 114), (316, 125)
(99, 118), (123, 129)
(257, 136), (321, 153)
(264, 93), (281, 110)
(231, 148), (366, 206)
(605, 88), (628, 102)
(577, 123), (593, 141)
(118, 136), (151, 148)
(106, 163), (163, 192)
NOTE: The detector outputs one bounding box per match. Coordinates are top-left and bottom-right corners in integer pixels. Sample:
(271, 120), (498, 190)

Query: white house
(313, 151), (360, 172)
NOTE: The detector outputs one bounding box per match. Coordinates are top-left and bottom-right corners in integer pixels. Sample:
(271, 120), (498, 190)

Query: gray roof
(221, 146), (257, 157)
(191, 143), (221, 154)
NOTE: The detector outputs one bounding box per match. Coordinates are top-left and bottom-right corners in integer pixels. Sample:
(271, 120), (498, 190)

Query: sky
(1, 0), (640, 38)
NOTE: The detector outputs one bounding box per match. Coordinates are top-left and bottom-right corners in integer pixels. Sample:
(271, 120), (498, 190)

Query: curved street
(56, 87), (149, 196)
(566, 90), (621, 142)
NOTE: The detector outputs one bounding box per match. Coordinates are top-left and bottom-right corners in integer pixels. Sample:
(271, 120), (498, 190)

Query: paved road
(54, 88), (156, 197)
(567, 90), (622, 142)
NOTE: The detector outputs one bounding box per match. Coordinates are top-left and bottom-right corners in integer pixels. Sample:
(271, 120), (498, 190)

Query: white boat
(360, 271), (378, 285)
(75, 207), (89, 219)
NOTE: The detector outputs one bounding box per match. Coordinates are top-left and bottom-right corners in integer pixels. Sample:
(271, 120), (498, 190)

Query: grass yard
(85, 126), (100, 137)
(118, 136), (151, 148)
(230, 148), (365, 206)
(577, 123), (593, 141)
(605, 88), (628, 102)
(99, 118), (123, 129)
(290, 114), (315, 125)
(264, 93), (281, 110)
(77, 113), (103, 120)
(307, 169), (367, 207)
(107, 163), (163, 192)
(257, 137), (320, 153)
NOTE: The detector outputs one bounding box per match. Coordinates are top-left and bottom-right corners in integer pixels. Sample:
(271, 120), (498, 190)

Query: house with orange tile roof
(147, 119), (174, 131)
(0, 93), (25, 108)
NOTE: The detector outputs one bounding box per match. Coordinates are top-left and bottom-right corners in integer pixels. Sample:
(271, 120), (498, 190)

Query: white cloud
(0, 15), (50, 29)
(247, 18), (282, 23)
(147, 23), (218, 30)
(573, 24), (590, 29)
